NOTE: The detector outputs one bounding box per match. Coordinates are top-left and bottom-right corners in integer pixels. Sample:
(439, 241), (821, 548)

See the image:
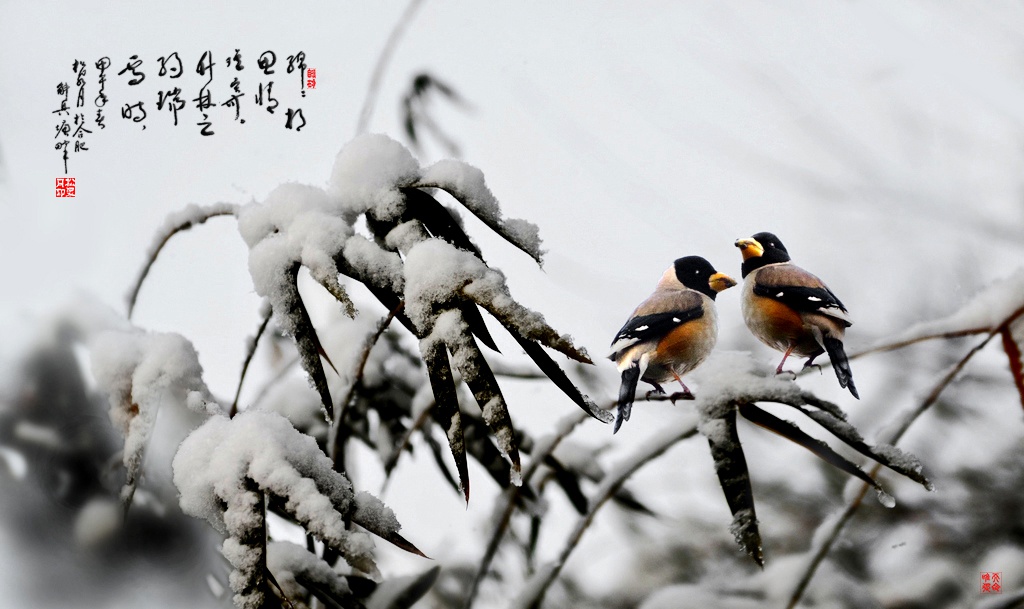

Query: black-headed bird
(734, 231), (859, 399)
(608, 256), (736, 433)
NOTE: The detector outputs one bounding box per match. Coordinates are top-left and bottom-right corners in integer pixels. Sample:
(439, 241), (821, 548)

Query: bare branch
(784, 309), (1022, 609)
(512, 415), (700, 609)
(126, 203), (237, 319)
(329, 303), (403, 467)
(231, 307), (273, 418)
(355, 0), (425, 135)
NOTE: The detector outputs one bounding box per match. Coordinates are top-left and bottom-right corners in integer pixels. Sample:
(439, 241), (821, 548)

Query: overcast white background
(3, 2), (1024, 608)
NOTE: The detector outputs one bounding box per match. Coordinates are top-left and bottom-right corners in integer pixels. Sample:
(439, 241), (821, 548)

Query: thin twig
(785, 308), (1024, 609)
(355, 0), (425, 135)
(125, 204), (237, 319)
(463, 409), (591, 609)
(511, 415), (700, 609)
(249, 353), (300, 410)
(329, 303), (404, 466)
(231, 308), (273, 418)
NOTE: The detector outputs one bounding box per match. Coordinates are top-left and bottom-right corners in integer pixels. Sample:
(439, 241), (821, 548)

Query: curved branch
(511, 415), (700, 609)
(463, 409), (591, 609)
(125, 203), (237, 319)
(231, 307), (273, 418)
(329, 302), (403, 467)
(785, 309), (1021, 609)
(355, 0), (425, 135)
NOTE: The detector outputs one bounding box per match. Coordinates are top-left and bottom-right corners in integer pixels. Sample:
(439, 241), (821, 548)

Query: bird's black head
(673, 256), (736, 300)
(735, 231), (792, 277)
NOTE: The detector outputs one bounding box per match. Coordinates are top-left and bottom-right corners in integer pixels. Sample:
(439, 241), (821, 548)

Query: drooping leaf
(446, 324), (521, 480)
(705, 407), (763, 567)
(281, 265), (334, 422)
(738, 403), (892, 505)
(511, 330), (612, 423)
(421, 340), (469, 502)
(782, 402), (932, 490)
(365, 565), (441, 609)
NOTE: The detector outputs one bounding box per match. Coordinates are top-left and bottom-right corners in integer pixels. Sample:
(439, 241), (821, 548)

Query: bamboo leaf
(421, 340), (469, 502)
(738, 403), (894, 508)
(510, 331), (611, 423)
(705, 407), (763, 567)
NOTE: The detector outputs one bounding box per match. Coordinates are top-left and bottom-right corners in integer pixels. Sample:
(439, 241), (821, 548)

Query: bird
(734, 231), (859, 399)
(608, 256), (737, 433)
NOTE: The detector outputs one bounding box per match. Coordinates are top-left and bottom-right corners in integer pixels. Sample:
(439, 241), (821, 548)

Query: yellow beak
(709, 272), (737, 292)
(735, 238), (764, 261)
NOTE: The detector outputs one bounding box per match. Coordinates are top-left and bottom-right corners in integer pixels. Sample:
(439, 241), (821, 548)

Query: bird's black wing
(752, 283), (846, 314)
(609, 308), (703, 355)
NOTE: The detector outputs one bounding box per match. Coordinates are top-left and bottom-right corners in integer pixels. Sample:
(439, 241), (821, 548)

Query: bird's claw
(668, 390), (694, 404)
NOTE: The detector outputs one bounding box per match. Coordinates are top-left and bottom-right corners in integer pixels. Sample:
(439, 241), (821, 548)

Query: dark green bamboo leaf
(366, 565), (441, 609)
(783, 403), (932, 490)
(545, 456), (589, 514)
(511, 330), (611, 423)
(422, 340), (469, 503)
(738, 403), (891, 500)
(284, 266), (334, 422)
(705, 407), (763, 567)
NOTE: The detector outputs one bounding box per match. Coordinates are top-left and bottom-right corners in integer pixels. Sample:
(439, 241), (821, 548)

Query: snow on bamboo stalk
(91, 328), (220, 509)
(173, 411), (422, 609)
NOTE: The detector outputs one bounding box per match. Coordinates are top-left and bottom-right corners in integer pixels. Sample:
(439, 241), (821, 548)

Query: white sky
(3, 1), (1024, 607)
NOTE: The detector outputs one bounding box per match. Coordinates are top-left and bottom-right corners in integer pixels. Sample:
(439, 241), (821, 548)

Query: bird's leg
(669, 371), (694, 403)
(776, 345), (796, 375)
(802, 354), (823, 374)
(644, 381), (666, 400)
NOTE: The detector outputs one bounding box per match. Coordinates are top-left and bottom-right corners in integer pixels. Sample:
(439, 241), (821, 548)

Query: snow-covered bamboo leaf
(783, 403), (932, 490)
(1000, 316), (1024, 411)
(365, 565), (441, 609)
(267, 541), (361, 609)
(421, 339), (469, 502)
(90, 328), (218, 510)
(702, 407), (763, 567)
(438, 311), (521, 481)
(737, 403), (894, 507)
(400, 186), (482, 258)
(173, 412), (421, 608)
(285, 275), (336, 423)
(416, 159), (544, 264)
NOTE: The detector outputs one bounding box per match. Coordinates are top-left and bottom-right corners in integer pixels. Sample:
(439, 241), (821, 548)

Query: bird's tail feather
(615, 364), (641, 433)
(823, 336), (859, 399)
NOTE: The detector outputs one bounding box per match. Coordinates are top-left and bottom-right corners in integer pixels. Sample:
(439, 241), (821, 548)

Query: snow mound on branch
(173, 410), (405, 608)
(238, 183), (355, 330)
(91, 328), (218, 505)
(329, 134), (420, 221)
(328, 134), (544, 261)
(267, 541), (353, 605)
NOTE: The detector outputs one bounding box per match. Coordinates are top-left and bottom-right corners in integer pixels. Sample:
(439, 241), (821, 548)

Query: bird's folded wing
(753, 265), (851, 325)
(608, 291), (704, 357)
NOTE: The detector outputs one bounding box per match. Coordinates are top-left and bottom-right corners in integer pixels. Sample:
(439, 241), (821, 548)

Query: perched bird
(608, 256), (736, 433)
(734, 232), (859, 398)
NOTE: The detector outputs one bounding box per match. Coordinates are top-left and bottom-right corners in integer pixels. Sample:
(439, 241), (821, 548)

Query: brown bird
(735, 232), (859, 399)
(608, 256), (736, 432)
